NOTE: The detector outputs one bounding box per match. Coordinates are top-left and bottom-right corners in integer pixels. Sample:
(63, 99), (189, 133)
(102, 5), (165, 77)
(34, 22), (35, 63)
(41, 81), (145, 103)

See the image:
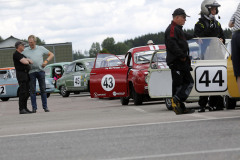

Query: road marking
(188, 113), (216, 119)
(0, 115), (240, 138)
(129, 107), (147, 113)
(102, 147), (240, 160)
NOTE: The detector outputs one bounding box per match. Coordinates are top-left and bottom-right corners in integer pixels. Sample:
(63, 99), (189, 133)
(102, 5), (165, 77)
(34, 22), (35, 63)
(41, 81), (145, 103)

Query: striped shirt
(230, 3), (240, 31)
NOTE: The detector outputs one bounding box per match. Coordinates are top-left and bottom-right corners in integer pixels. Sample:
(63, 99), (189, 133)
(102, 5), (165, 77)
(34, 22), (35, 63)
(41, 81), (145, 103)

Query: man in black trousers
(13, 41), (33, 114)
(165, 8), (195, 115)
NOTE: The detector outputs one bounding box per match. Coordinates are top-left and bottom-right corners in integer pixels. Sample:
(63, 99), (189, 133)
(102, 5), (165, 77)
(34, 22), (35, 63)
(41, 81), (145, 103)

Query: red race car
(90, 44), (166, 105)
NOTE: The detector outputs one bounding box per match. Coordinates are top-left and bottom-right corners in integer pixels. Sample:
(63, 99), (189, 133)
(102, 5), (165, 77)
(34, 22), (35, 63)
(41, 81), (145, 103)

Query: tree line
(73, 28), (233, 60)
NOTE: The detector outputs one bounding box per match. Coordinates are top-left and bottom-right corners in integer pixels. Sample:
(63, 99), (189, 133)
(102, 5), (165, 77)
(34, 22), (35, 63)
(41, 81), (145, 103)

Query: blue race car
(0, 67), (55, 101)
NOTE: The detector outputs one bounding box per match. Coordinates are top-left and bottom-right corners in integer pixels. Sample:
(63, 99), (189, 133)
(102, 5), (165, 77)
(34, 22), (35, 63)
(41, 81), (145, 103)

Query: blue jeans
(29, 71), (47, 110)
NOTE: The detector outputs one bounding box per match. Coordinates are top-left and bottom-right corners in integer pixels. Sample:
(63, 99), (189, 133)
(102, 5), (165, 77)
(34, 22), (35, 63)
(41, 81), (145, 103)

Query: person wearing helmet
(147, 40), (154, 45)
(53, 67), (62, 87)
(229, 3), (240, 94)
(194, 0), (225, 44)
(194, 0), (225, 113)
(165, 8), (195, 115)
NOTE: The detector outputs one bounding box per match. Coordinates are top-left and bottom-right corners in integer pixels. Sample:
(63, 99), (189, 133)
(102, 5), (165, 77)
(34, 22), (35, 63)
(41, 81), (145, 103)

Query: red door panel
(90, 53), (129, 98)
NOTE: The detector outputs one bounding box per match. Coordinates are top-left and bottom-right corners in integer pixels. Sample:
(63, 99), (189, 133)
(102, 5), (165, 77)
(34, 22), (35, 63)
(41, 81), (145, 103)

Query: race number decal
(74, 76), (81, 87)
(101, 74), (115, 91)
(0, 85), (6, 95)
(195, 66), (227, 92)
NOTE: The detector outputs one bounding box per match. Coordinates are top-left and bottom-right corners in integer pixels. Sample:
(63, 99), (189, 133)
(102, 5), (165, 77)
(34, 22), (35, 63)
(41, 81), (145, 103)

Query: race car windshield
(188, 38), (227, 60)
(134, 51), (154, 64)
(95, 53), (124, 68)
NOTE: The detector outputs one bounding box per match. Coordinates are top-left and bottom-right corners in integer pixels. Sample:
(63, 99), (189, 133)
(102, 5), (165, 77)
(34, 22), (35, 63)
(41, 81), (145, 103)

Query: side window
(65, 63), (75, 73)
(44, 67), (51, 76)
(75, 63), (84, 72)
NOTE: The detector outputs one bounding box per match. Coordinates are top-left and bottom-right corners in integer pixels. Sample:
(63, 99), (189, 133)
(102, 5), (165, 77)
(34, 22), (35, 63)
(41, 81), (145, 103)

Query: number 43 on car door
(90, 53), (128, 98)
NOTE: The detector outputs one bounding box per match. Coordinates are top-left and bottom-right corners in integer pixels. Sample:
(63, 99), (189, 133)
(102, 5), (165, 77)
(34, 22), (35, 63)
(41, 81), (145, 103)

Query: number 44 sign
(195, 66), (227, 92)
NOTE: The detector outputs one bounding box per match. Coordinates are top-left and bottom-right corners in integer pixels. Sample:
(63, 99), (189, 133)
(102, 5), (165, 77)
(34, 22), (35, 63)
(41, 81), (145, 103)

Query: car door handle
(90, 73), (96, 75)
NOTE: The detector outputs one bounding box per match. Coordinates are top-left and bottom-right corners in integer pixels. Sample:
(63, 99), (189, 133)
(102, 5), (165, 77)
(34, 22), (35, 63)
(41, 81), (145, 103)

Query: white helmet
(55, 67), (61, 74)
(201, 0), (220, 16)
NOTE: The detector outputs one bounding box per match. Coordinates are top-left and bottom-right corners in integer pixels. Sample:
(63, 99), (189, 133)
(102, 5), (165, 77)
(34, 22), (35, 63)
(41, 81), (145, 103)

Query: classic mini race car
(90, 44), (166, 105)
(56, 58), (95, 97)
(0, 67), (55, 101)
(147, 37), (239, 109)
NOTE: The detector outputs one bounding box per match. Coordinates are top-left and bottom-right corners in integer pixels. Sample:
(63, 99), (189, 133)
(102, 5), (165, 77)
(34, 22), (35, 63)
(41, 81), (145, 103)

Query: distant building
(0, 36), (73, 68)
(0, 36), (20, 48)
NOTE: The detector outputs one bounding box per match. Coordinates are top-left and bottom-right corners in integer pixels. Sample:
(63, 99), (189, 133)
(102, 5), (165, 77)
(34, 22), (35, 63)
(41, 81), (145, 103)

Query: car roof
(46, 62), (71, 67)
(72, 58), (95, 63)
(128, 45), (166, 53)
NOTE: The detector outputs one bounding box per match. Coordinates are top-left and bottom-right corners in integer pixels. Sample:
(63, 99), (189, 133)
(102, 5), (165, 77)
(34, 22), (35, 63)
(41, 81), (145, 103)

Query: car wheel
(224, 96), (236, 109)
(60, 86), (70, 97)
(47, 93), (50, 98)
(131, 86), (142, 105)
(165, 98), (173, 110)
(121, 97), (129, 105)
(1, 97), (9, 101)
(74, 91), (80, 94)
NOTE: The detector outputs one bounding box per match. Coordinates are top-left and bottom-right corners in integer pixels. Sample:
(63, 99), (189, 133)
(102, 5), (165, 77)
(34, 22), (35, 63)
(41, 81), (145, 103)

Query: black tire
(60, 86), (70, 97)
(131, 86), (143, 105)
(224, 96), (236, 109)
(87, 80), (90, 92)
(47, 93), (50, 98)
(121, 97), (129, 105)
(1, 97), (9, 101)
(165, 98), (173, 110)
(74, 91), (80, 94)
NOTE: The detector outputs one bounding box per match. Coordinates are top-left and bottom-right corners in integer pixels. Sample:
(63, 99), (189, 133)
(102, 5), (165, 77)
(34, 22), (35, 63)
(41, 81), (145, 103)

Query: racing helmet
(201, 0), (221, 16)
(54, 67), (61, 74)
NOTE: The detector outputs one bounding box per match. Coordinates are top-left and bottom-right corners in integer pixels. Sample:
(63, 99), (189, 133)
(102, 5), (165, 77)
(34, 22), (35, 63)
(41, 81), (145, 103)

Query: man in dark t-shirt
(13, 41), (33, 114)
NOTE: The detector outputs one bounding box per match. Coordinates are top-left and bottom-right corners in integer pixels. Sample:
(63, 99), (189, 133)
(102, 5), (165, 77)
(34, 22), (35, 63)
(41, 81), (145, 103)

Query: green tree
(0, 36), (3, 42)
(113, 42), (129, 55)
(72, 50), (85, 60)
(101, 37), (115, 54)
(36, 37), (45, 45)
(99, 48), (109, 53)
(89, 42), (101, 58)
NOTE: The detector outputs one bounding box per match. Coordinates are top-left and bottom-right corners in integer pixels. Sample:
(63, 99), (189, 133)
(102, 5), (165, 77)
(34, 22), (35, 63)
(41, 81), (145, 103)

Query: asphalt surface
(0, 93), (240, 160)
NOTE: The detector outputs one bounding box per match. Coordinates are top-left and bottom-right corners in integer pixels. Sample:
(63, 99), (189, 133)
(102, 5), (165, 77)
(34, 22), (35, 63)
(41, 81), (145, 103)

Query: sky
(0, 0), (238, 52)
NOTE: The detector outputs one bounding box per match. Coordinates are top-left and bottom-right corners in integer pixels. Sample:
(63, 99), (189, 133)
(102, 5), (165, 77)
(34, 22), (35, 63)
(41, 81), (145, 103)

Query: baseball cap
(15, 41), (25, 48)
(172, 8), (190, 17)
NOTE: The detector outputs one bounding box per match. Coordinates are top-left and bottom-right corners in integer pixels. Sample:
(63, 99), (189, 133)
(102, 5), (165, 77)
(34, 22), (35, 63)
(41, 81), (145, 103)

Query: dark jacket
(165, 21), (194, 69)
(194, 14), (225, 44)
(13, 51), (30, 82)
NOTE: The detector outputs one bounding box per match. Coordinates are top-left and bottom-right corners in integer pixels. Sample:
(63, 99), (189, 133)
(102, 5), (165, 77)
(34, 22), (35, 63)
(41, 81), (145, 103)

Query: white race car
(147, 37), (239, 109)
